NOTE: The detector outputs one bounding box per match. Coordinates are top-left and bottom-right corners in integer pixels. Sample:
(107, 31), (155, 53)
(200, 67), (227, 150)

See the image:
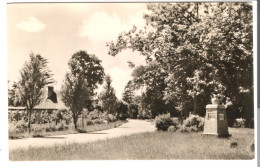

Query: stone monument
(202, 100), (229, 136)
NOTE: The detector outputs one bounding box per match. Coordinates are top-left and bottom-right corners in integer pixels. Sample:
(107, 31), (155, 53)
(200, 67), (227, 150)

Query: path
(9, 119), (155, 151)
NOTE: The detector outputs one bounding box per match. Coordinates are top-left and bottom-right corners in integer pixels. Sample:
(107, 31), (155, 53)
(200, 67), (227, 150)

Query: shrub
(15, 120), (28, 133)
(171, 117), (181, 127)
(249, 140), (254, 152)
(44, 122), (57, 132)
(233, 118), (246, 128)
(9, 111), (19, 122)
(100, 111), (108, 120)
(31, 113), (37, 124)
(8, 122), (17, 135)
(88, 109), (100, 120)
(61, 109), (73, 125)
(107, 114), (117, 122)
(179, 124), (192, 133)
(138, 106), (152, 119)
(52, 110), (63, 124)
(41, 111), (51, 124)
(168, 125), (178, 132)
(93, 119), (103, 124)
(86, 119), (94, 125)
(8, 120), (28, 137)
(180, 114), (204, 132)
(155, 114), (178, 131)
(31, 124), (45, 134)
(117, 113), (128, 120)
(56, 122), (69, 131)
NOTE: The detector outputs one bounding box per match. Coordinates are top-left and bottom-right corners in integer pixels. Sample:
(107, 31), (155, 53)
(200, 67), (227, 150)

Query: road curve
(9, 119), (156, 151)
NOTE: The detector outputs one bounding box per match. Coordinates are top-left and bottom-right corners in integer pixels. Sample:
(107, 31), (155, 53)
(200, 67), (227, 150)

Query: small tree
(60, 50), (105, 129)
(18, 53), (54, 133)
(122, 81), (134, 104)
(60, 73), (91, 129)
(98, 75), (118, 115)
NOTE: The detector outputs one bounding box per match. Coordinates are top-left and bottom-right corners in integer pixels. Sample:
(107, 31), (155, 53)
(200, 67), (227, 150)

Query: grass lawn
(9, 120), (126, 139)
(9, 128), (254, 160)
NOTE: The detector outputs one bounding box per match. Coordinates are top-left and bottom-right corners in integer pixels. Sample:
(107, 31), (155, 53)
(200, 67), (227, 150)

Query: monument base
(202, 104), (229, 136)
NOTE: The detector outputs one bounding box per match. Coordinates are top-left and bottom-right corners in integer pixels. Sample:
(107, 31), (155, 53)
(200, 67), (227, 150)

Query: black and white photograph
(3, 0), (257, 164)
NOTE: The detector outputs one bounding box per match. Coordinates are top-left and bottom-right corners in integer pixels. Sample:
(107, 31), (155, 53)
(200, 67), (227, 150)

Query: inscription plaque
(208, 113), (215, 120)
(219, 114), (224, 120)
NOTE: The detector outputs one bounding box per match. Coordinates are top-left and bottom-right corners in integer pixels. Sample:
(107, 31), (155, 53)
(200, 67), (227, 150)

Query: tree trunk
(73, 113), (78, 129)
(82, 112), (84, 128)
(28, 108), (32, 133)
(74, 119), (77, 129)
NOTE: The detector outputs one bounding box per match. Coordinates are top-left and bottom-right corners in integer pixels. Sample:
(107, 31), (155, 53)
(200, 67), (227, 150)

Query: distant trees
(107, 3), (253, 122)
(122, 81), (134, 104)
(130, 62), (177, 118)
(8, 81), (23, 107)
(17, 53), (54, 133)
(60, 50), (105, 129)
(98, 75), (118, 115)
(117, 101), (129, 120)
(121, 81), (138, 119)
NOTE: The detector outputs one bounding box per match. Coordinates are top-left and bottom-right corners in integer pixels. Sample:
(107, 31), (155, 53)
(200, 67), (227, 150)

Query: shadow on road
(117, 127), (131, 128)
(87, 132), (109, 134)
(34, 136), (67, 139)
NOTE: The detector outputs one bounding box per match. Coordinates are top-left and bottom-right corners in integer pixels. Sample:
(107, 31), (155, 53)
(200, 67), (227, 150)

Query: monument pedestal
(202, 104), (229, 136)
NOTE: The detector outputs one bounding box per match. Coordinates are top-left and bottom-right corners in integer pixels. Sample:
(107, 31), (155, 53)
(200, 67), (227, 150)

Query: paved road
(9, 119), (156, 151)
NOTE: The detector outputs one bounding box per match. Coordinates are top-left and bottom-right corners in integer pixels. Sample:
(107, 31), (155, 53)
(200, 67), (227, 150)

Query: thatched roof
(34, 95), (67, 110)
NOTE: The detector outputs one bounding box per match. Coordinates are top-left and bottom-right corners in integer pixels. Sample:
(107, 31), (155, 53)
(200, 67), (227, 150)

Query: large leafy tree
(107, 3), (253, 121)
(184, 3), (253, 120)
(61, 50), (105, 129)
(69, 50), (105, 95)
(98, 75), (118, 115)
(131, 62), (177, 118)
(18, 53), (54, 133)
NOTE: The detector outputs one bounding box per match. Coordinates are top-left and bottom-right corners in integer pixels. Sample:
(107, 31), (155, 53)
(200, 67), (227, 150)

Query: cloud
(78, 11), (145, 42)
(17, 17), (46, 32)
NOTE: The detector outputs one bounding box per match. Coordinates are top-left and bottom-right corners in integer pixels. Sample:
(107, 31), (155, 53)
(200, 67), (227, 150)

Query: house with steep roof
(8, 86), (67, 123)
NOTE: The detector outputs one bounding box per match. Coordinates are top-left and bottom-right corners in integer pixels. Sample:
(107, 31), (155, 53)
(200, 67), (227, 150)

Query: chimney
(48, 86), (54, 98)
(47, 86), (57, 103)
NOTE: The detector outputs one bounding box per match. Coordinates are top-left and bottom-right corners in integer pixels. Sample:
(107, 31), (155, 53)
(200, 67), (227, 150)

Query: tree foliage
(8, 81), (23, 106)
(107, 3), (253, 121)
(17, 53), (54, 132)
(69, 50), (105, 95)
(60, 73), (91, 129)
(98, 75), (118, 115)
(131, 62), (177, 118)
(117, 101), (129, 120)
(122, 81), (134, 104)
(60, 50), (105, 129)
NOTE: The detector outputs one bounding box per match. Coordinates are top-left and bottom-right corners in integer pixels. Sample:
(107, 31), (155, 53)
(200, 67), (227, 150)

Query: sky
(7, 3), (147, 99)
